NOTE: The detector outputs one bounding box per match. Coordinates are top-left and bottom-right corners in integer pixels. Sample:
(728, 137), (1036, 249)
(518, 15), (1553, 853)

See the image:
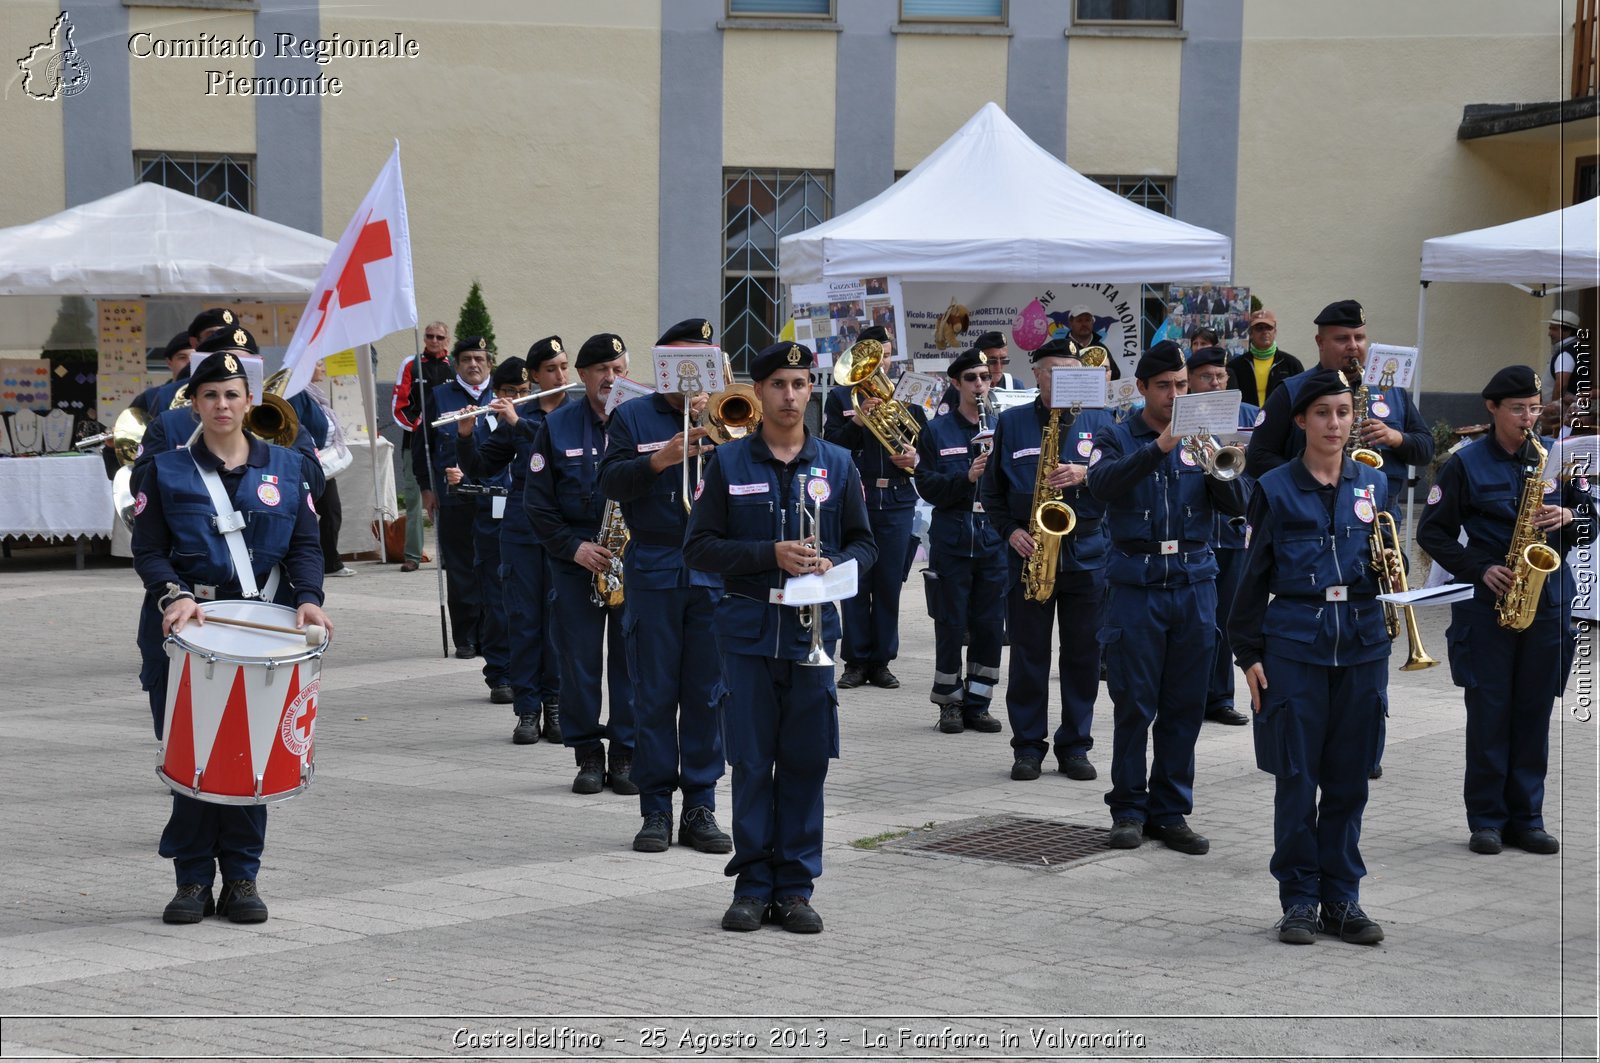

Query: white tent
(779, 102), (1232, 285)
(1421, 196), (1600, 291)
(0, 183), (334, 296)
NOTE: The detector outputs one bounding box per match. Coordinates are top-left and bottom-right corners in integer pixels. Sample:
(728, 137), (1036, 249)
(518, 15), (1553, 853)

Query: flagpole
(364, 343), (387, 564)
(413, 325), (450, 657)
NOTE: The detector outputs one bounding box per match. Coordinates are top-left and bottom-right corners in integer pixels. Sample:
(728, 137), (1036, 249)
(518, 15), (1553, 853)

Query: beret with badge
(185, 346), (250, 392)
(1482, 365), (1541, 402)
(188, 307), (236, 338)
(1313, 300), (1366, 329)
(1030, 336), (1079, 363)
(1289, 368), (1354, 417)
(974, 330), (1006, 352)
(750, 341), (813, 381)
(161, 330), (193, 360)
(946, 347), (988, 378)
(526, 335), (564, 366)
(858, 325), (889, 344)
(576, 333), (627, 368)
(656, 319), (715, 346)
(452, 335), (492, 359)
(1135, 340), (1186, 380)
(492, 357), (529, 390)
(1186, 346), (1228, 372)
(196, 325), (259, 356)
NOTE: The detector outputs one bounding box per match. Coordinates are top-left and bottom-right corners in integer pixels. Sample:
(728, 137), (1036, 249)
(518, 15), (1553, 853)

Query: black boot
(609, 749), (640, 795)
(162, 883), (214, 924)
(541, 701), (562, 743)
(216, 879), (268, 923)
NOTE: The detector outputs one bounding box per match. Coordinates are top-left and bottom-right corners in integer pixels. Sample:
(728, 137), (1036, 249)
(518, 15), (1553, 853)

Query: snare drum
(159, 600), (328, 804)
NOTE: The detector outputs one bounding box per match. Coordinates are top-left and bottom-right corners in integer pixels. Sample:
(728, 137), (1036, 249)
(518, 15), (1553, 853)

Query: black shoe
(1206, 705), (1249, 726)
(454, 643), (478, 660)
(964, 711), (1003, 734)
(772, 894), (824, 934)
(162, 883), (214, 924)
(1057, 755), (1097, 781)
(1276, 904), (1319, 945)
(1144, 819), (1210, 855)
(1505, 827), (1560, 854)
(938, 703), (965, 734)
(1468, 827), (1503, 854)
(866, 664), (899, 689)
(1319, 900), (1384, 945)
(837, 665), (867, 689)
(679, 806), (733, 854)
(216, 879), (268, 924)
(400, 559), (420, 572)
(512, 714), (541, 744)
(573, 752), (605, 795)
(721, 896), (768, 932)
(608, 750), (640, 796)
(541, 702), (562, 743)
(1010, 756), (1042, 781)
(489, 684), (514, 704)
(1369, 764), (1383, 779)
(633, 811), (672, 853)
(1107, 818), (1143, 849)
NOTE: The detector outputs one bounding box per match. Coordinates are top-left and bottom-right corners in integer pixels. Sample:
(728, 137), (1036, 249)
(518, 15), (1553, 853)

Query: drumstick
(201, 613), (327, 646)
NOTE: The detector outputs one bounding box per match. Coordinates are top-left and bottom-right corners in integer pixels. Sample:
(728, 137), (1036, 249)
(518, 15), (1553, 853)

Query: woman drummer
(1228, 368), (1391, 947)
(131, 336), (331, 925)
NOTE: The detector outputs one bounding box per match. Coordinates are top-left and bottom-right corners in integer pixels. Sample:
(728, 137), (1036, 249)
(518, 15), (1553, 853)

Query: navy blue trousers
(1254, 653), (1385, 909)
(623, 586), (725, 816)
(1005, 565), (1104, 761)
(474, 522), (510, 688)
(437, 503), (482, 651)
(499, 537), (560, 718)
(547, 559), (635, 764)
(842, 505), (913, 666)
(720, 652), (839, 901)
(1102, 581), (1216, 825)
(1208, 546), (1245, 713)
(927, 544), (1006, 714)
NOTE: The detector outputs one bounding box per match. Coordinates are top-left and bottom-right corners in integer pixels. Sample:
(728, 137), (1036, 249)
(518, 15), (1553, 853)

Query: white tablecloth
(334, 437), (399, 557)
(0, 455), (113, 540)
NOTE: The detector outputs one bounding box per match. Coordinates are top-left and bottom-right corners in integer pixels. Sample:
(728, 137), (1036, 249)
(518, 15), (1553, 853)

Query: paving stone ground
(1, 546), (1596, 1060)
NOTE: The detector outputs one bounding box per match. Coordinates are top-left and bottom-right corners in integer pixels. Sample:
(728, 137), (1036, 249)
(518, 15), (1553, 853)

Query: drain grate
(903, 816), (1111, 868)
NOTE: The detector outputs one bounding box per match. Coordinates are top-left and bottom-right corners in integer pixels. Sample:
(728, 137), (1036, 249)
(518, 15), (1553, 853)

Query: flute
(429, 383), (581, 426)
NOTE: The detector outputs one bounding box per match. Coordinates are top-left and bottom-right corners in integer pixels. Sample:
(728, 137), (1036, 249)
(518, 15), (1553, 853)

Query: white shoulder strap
(190, 451), (262, 600)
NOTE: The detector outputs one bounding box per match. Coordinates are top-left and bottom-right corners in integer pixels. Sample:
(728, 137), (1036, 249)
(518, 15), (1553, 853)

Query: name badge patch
(637, 440), (668, 453)
(564, 448), (585, 458)
(1013, 447), (1041, 460)
(729, 482), (769, 496)
(940, 446), (967, 457)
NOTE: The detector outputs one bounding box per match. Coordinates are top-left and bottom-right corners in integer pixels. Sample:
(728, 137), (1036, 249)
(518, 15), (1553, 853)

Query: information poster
(789, 276), (903, 371)
(1365, 344), (1419, 390)
(1155, 286), (1252, 358)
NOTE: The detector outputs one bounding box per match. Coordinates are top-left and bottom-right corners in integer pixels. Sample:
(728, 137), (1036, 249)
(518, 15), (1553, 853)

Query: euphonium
(833, 338), (922, 464)
(1496, 430), (1562, 631)
(1369, 510), (1437, 670)
(1021, 407), (1077, 603)
(243, 368), (301, 447)
(1341, 360), (1384, 470)
(591, 498), (629, 609)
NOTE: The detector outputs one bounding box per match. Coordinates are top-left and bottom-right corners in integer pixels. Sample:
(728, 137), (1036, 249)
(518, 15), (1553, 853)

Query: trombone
(793, 473), (833, 668)
(1370, 509), (1437, 671)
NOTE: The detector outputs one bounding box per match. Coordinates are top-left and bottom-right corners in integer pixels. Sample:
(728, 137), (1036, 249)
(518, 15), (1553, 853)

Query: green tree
(455, 281), (496, 354)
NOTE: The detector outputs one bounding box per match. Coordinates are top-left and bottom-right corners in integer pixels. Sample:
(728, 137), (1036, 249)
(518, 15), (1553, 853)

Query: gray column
(254, 0), (322, 230)
(1006, 0), (1067, 158)
(1174, 0), (1243, 240)
(62, 0), (132, 206)
(833, 0), (896, 212)
(658, 0), (725, 330)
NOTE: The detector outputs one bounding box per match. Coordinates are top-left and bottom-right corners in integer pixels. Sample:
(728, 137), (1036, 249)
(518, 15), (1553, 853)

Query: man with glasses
(1227, 310), (1304, 408)
(393, 322), (456, 572)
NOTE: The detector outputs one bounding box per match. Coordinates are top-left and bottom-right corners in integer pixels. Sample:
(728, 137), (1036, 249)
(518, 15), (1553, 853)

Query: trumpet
(429, 383), (580, 426)
(1180, 432), (1246, 481)
(793, 473), (833, 668)
(1370, 509), (1437, 670)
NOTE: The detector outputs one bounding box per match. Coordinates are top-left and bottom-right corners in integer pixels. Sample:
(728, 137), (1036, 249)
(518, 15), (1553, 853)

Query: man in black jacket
(1227, 309), (1303, 407)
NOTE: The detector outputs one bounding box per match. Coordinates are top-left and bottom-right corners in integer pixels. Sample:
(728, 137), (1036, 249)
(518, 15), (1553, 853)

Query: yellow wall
(893, 35), (1008, 172)
(0, 0), (68, 226)
(1065, 37), (1181, 176)
(723, 30), (836, 169)
(127, 5), (255, 154)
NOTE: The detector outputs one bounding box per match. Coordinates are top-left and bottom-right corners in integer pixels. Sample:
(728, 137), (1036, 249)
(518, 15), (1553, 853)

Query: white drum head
(172, 601), (322, 662)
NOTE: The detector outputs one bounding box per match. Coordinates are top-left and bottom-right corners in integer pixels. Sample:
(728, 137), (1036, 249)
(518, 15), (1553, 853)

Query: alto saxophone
(591, 498), (629, 609)
(1496, 430), (1562, 631)
(1021, 408), (1078, 603)
(1341, 359), (1384, 469)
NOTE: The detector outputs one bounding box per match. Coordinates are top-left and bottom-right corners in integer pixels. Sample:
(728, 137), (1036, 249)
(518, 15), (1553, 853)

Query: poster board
(788, 276), (903, 372)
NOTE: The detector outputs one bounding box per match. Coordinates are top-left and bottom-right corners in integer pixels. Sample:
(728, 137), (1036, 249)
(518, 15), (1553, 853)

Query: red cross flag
(279, 143), (416, 398)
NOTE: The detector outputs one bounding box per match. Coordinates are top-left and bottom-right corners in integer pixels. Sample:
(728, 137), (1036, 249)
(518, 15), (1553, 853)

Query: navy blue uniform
(131, 436), (323, 888)
(823, 384), (921, 670)
(915, 406), (1005, 719)
(456, 400), (568, 720)
(524, 397), (635, 766)
(1087, 413), (1247, 826)
(1207, 402), (1261, 717)
(1417, 433), (1591, 835)
(978, 402), (1114, 765)
(1231, 459), (1389, 910)
(414, 378), (490, 655)
(683, 430), (876, 902)
(130, 366), (190, 416)
(466, 410), (514, 690)
(598, 394), (725, 818)
(135, 406), (326, 501)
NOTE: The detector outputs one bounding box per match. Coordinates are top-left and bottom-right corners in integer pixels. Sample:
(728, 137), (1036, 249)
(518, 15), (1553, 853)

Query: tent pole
(413, 324), (450, 657)
(363, 343), (387, 564)
(1409, 281), (1429, 565)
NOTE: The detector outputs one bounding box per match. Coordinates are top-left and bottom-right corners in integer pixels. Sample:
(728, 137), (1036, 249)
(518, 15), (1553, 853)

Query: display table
(0, 454), (114, 567)
(334, 436), (399, 558)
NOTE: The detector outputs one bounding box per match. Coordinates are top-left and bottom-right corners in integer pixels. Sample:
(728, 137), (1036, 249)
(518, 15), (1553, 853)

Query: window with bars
(135, 152), (255, 212)
(722, 168), (832, 374)
(1089, 174), (1176, 345)
(1075, 0), (1180, 24)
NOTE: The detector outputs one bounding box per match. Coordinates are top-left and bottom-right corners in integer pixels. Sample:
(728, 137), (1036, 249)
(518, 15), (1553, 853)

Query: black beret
(1135, 340), (1185, 380)
(188, 307), (236, 338)
(858, 325), (889, 344)
(1482, 365), (1541, 402)
(1289, 368), (1353, 417)
(526, 335), (564, 366)
(452, 336), (492, 359)
(196, 326), (259, 355)
(186, 348), (250, 392)
(1031, 336), (1079, 363)
(1314, 299), (1366, 329)
(161, 330), (193, 360)
(947, 348), (988, 378)
(492, 357), (529, 389)
(576, 333), (627, 368)
(656, 318), (714, 346)
(1186, 346), (1228, 371)
(974, 331), (1006, 352)
(750, 341), (813, 381)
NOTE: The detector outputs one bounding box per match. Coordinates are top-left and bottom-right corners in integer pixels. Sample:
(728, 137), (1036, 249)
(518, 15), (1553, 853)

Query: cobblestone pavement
(1, 549), (1595, 1060)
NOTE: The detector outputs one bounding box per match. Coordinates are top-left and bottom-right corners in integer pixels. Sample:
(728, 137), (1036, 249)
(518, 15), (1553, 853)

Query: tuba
(1496, 430), (1563, 631)
(244, 369), (301, 447)
(1020, 407), (1077, 603)
(1341, 359), (1384, 469)
(833, 338), (922, 464)
(591, 498), (629, 609)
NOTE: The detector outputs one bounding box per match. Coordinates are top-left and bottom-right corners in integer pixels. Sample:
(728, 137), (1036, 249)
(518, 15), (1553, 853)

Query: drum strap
(191, 453), (264, 600)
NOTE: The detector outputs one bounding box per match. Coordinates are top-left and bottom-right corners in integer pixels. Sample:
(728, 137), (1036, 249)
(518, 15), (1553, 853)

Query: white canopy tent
(779, 102), (1232, 285)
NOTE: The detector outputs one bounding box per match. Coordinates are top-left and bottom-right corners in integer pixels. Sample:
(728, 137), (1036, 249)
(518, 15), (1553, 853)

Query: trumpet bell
(1351, 447), (1384, 469)
(705, 383), (761, 444)
(834, 339), (891, 398)
(1075, 344), (1109, 368)
(1208, 444), (1246, 481)
(244, 391), (301, 447)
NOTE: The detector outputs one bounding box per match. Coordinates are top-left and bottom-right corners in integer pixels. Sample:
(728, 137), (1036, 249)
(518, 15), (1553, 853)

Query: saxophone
(1021, 408), (1078, 603)
(591, 498), (629, 609)
(1496, 430), (1562, 631)
(1341, 358), (1384, 469)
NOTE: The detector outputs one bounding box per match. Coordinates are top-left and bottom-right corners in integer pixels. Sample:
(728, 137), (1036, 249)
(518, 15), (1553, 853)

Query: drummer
(131, 351), (332, 926)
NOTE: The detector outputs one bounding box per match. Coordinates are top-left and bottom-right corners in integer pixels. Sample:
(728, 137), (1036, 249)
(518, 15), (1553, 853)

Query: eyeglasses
(960, 372), (990, 384)
(425, 333), (447, 341)
(1502, 403), (1544, 417)
(499, 388), (533, 399)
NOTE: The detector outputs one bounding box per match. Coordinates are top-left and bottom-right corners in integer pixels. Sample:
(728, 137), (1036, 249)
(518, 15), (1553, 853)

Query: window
(723, 168), (832, 375)
(1577, 156), (1598, 204)
(1089, 175), (1176, 345)
(727, 0), (833, 16)
(135, 152), (254, 212)
(1075, 0), (1180, 25)
(901, 0), (1006, 21)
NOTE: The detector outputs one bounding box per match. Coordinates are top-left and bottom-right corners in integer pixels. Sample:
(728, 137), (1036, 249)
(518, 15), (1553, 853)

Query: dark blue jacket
(132, 406), (325, 501)
(413, 378), (489, 507)
(823, 383), (922, 511)
(524, 396), (609, 563)
(1213, 400), (1261, 551)
(287, 391), (331, 450)
(455, 398), (569, 545)
(914, 406), (1001, 559)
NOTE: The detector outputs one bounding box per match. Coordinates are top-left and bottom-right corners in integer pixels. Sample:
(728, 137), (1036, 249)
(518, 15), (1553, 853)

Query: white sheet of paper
(1365, 344), (1418, 390)
(913, 357), (950, 375)
(652, 346), (726, 395)
(893, 371), (945, 416)
(1378, 583), (1475, 607)
(780, 559), (859, 606)
(1170, 391), (1242, 437)
(1050, 367), (1106, 409)
(991, 387), (1038, 412)
(604, 376), (655, 415)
